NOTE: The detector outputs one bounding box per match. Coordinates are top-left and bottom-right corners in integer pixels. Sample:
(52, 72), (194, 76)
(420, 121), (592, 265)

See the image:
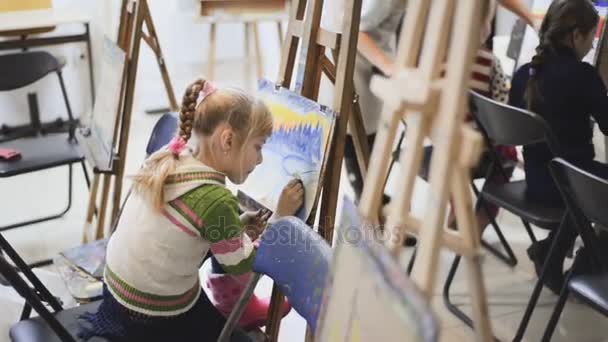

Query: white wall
(0, 0), (283, 125)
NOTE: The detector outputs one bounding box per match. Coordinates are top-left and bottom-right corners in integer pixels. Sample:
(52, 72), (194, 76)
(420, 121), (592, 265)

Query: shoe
(527, 240), (564, 295)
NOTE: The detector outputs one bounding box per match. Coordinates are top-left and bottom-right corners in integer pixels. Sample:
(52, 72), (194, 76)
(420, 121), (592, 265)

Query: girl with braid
(80, 79), (303, 341)
(509, 0), (608, 293)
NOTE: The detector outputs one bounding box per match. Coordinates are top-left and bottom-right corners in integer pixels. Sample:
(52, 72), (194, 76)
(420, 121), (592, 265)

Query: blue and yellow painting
(239, 79), (335, 220)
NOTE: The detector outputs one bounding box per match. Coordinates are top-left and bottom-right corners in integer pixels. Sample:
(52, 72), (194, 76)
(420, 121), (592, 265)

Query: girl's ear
(219, 127), (234, 153)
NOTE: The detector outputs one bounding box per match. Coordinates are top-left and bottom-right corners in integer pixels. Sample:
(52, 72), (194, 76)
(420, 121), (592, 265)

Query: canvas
(239, 79), (335, 220)
(78, 37), (126, 171)
(314, 198), (438, 342)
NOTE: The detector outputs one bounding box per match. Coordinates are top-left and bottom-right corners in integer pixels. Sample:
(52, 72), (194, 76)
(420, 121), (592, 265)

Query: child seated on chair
(447, 0), (517, 231)
(509, 0), (608, 293)
(79, 79), (303, 341)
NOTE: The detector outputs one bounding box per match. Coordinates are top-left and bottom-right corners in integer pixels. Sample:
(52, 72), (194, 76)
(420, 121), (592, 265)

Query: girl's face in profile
(572, 25), (597, 60)
(227, 135), (267, 185)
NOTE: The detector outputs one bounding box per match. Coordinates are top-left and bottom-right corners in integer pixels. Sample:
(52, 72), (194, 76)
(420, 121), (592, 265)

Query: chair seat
(0, 134), (84, 177)
(9, 301), (108, 342)
(569, 273), (608, 317)
(481, 180), (563, 229)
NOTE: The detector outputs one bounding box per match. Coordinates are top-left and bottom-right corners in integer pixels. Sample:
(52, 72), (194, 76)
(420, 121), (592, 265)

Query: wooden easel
(359, 0), (493, 341)
(262, 0), (368, 340)
(83, 0), (178, 242)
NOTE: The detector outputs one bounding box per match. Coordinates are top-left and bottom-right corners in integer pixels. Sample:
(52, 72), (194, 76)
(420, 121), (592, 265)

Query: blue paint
(254, 217), (331, 333)
(266, 122), (324, 164)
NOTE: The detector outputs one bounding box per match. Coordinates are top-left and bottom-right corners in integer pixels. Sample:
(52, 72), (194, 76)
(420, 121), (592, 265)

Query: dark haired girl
(509, 0), (608, 293)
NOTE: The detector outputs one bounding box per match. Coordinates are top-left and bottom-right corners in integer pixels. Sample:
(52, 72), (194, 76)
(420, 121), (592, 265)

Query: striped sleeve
(202, 197), (256, 275)
(168, 185), (255, 275)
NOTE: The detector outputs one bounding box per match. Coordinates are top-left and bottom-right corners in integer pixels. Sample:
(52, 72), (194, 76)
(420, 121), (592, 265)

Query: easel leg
(82, 173), (100, 243)
(265, 286), (284, 341)
(464, 255), (494, 342)
(245, 23), (252, 89)
(95, 174), (112, 240)
(208, 23), (217, 80)
(277, 21), (284, 46)
(348, 101), (370, 180)
(141, 0), (178, 111)
(252, 23), (264, 81)
(359, 105), (403, 221)
(451, 167), (493, 341)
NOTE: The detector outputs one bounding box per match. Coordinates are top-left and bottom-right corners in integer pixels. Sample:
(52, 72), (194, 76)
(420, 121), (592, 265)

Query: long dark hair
(525, 0), (598, 112)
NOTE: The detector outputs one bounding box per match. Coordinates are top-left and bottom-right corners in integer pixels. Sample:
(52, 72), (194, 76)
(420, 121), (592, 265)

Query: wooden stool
(199, 0), (287, 81)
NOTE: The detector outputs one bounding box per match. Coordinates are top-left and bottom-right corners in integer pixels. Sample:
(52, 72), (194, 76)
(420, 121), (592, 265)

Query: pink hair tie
(196, 81), (218, 107)
(168, 136), (187, 156)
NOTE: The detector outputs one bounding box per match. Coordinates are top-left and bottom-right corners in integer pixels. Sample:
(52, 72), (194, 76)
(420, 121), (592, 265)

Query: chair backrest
(470, 90), (561, 155)
(253, 217), (331, 332)
(315, 199), (438, 342)
(0, 52), (61, 91)
(549, 158), (608, 268)
(145, 112), (178, 156)
(550, 159), (608, 226)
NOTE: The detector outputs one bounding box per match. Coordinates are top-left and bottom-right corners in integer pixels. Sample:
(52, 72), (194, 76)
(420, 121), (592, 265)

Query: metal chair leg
(540, 280), (570, 342)
(0, 233), (62, 311)
(472, 182), (518, 267)
(407, 248), (417, 275)
(513, 217), (567, 341)
(442, 255), (474, 328)
(541, 254), (582, 342)
(442, 254), (502, 341)
(81, 160), (91, 189)
(218, 273), (262, 342)
(20, 303), (32, 321)
(0, 257), (74, 342)
(522, 219), (538, 244)
(481, 213), (518, 267)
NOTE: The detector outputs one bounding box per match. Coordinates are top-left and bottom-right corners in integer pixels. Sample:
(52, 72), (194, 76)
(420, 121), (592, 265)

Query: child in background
(80, 79), (303, 341)
(465, 0), (517, 230)
(509, 0), (608, 293)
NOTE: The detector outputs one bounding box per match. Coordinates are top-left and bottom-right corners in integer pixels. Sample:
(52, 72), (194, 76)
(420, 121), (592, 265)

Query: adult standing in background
(340, 0), (405, 205)
(321, 0), (537, 205)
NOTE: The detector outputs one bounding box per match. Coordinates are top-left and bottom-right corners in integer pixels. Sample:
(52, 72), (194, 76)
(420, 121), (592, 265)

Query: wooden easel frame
(83, 0), (178, 242)
(359, 0), (493, 340)
(262, 0), (369, 340)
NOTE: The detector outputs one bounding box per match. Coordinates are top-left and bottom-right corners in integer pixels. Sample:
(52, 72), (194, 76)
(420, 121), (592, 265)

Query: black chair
(539, 158), (608, 341)
(0, 230), (105, 342)
(441, 91), (567, 339)
(418, 143), (518, 266)
(5, 113), (179, 341)
(0, 51), (90, 233)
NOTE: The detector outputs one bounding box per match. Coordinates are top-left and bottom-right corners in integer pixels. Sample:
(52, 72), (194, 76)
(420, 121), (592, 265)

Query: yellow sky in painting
(266, 101), (330, 136)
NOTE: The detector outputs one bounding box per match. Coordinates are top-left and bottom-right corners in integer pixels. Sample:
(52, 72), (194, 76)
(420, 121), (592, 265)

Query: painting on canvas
(239, 79), (335, 220)
(315, 198), (438, 341)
